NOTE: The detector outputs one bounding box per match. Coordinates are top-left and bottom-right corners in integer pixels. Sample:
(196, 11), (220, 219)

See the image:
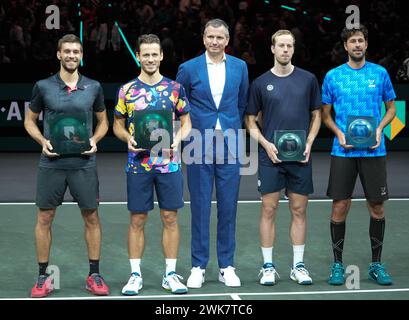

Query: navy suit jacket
(176, 53), (249, 160)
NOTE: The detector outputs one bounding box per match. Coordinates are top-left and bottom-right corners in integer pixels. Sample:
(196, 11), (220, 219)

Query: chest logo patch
(368, 80), (376, 88)
(266, 84), (274, 91)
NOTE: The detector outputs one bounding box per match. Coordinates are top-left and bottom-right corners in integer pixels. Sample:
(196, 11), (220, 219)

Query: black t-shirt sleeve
(29, 82), (44, 113)
(246, 80), (261, 115)
(93, 83), (105, 112)
(310, 75), (322, 111)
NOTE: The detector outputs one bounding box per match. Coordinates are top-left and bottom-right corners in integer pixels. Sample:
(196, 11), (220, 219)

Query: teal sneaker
(368, 262), (393, 285)
(328, 262), (345, 285)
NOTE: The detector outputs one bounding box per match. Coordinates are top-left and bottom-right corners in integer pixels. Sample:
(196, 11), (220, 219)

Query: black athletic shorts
(327, 156), (388, 202)
(36, 166), (99, 209)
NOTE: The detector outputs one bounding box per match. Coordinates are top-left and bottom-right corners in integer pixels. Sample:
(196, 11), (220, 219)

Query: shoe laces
(259, 264), (280, 279)
(128, 273), (141, 284)
(371, 263), (388, 277)
(331, 263), (344, 275)
(294, 263), (309, 276)
(167, 272), (184, 283)
(36, 275), (48, 288)
(91, 273), (104, 286)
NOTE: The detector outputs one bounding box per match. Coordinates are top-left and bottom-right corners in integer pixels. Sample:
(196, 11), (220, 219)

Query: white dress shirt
(206, 51), (226, 130)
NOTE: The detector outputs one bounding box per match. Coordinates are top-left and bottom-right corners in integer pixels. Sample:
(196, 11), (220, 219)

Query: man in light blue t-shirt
(322, 25), (397, 286)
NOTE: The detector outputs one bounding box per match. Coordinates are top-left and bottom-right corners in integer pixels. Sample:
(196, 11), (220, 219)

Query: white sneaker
(259, 263), (280, 285)
(290, 262), (313, 285)
(162, 272), (188, 294)
(121, 272), (143, 295)
(187, 267), (205, 288)
(219, 266), (241, 287)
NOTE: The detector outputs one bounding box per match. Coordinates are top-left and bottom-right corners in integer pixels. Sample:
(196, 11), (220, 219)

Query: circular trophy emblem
(347, 119), (372, 144)
(277, 133), (302, 157)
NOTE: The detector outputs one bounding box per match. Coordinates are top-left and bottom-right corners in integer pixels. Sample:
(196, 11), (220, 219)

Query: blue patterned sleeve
(321, 73), (333, 105)
(382, 69), (397, 102)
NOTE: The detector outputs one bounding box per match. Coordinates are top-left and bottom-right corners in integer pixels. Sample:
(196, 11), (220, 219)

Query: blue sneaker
(328, 262), (345, 285)
(368, 262), (393, 285)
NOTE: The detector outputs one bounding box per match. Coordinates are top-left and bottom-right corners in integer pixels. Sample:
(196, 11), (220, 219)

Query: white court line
(230, 294), (242, 300)
(1, 287), (409, 300)
(1, 198), (409, 206)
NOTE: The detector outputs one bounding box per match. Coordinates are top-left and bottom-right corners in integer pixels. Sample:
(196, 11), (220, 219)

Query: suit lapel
(219, 55), (230, 108)
(197, 54), (217, 110)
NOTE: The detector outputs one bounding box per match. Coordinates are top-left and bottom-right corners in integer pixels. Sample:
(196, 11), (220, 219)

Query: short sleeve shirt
(246, 67), (321, 166)
(114, 77), (190, 174)
(322, 62), (396, 157)
(29, 73), (105, 169)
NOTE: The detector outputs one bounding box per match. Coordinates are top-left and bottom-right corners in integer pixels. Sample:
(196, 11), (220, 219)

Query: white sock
(293, 244), (305, 268)
(130, 259), (141, 275)
(165, 258), (177, 275)
(261, 246), (273, 265)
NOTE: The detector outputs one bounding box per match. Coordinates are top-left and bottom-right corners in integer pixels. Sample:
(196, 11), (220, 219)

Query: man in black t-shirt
(24, 34), (109, 298)
(245, 29), (321, 286)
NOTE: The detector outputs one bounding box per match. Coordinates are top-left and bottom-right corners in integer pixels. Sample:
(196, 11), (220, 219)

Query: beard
(61, 60), (79, 73)
(276, 58), (290, 66)
(349, 51), (365, 63)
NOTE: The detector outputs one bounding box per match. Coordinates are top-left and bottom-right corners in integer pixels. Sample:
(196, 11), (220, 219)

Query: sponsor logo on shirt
(266, 84), (274, 91)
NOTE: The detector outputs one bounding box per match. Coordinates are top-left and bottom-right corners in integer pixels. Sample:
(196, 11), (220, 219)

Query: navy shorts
(258, 162), (313, 195)
(127, 170), (184, 212)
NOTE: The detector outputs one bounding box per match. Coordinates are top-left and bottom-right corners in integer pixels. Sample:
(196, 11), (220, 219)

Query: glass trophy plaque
(133, 109), (173, 150)
(346, 115), (376, 148)
(274, 130), (306, 162)
(49, 112), (91, 155)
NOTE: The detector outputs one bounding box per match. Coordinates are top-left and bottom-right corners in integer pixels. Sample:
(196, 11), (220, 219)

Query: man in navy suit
(176, 19), (249, 288)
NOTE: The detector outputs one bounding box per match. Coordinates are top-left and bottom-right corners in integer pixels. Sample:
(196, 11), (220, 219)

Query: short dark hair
(57, 34), (82, 51)
(136, 34), (162, 53)
(203, 19), (230, 38)
(341, 25), (368, 42)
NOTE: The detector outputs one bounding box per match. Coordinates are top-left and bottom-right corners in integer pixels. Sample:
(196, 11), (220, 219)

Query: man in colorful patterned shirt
(322, 25), (397, 286)
(113, 34), (192, 295)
